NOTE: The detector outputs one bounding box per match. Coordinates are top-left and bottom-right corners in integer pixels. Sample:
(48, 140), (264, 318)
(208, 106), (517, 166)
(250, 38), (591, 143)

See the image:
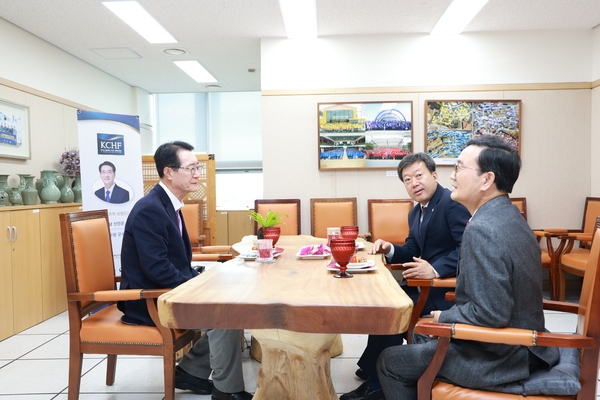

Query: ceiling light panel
(430, 0), (490, 35)
(103, 1), (177, 43)
(278, 0), (318, 39)
(174, 60), (218, 83)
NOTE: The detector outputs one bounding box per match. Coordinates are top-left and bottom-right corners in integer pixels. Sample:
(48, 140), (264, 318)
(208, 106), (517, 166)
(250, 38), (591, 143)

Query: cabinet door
(0, 212), (14, 340)
(11, 209), (42, 333)
(227, 211), (254, 244)
(40, 206), (81, 319)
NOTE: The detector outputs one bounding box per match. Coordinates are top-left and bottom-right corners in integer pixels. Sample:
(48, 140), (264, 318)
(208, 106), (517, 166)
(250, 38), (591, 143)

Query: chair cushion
(432, 348), (580, 398)
(561, 250), (590, 272)
(80, 304), (189, 345)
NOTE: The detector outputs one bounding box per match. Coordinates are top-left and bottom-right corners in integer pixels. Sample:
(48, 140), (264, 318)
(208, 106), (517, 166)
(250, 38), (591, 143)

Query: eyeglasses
(453, 163), (480, 174)
(170, 164), (202, 174)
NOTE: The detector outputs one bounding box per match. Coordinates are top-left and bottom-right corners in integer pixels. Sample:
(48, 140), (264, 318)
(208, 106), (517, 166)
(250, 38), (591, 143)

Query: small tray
(327, 260), (377, 273)
(237, 247), (283, 261)
(296, 245), (331, 259)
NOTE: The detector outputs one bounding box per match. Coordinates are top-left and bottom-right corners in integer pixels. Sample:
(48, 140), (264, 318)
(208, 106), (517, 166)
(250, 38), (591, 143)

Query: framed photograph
(425, 100), (521, 165)
(318, 101), (413, 170)
(0, 99), (30, 159)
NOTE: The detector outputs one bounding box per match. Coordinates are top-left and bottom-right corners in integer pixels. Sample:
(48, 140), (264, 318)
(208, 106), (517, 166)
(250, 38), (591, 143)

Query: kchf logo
(97, 134), (125, 155)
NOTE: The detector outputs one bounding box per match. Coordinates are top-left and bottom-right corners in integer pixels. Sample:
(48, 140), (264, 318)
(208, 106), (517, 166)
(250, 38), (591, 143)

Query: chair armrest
(543, 299), (579, 313)
(406, 278), (457, 288)
(414, 321), (594, 348)
(68, 288), (170, 302)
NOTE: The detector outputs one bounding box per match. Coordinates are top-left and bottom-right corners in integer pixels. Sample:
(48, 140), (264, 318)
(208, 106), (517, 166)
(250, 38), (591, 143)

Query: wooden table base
(250, 329), (339, 400)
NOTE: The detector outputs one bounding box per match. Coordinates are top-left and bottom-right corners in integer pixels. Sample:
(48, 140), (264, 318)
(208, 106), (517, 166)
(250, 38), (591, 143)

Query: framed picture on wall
(425, 100), (521, 165)
(0, 99), (30, 160)
(318, 101), (413, 170)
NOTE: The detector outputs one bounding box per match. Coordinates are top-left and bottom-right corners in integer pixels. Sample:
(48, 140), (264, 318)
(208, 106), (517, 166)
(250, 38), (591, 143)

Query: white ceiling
(1, 0), (599, 94)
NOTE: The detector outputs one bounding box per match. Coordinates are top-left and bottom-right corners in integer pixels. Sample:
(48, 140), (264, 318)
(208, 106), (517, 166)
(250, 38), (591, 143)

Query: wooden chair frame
(182, 200), (234, 261)
(60, 210), (196, 400)
(365, 199), (413, 244)
(254, 198), (301, 235)
(310, 197), (357, 238)
(414, 229), (600, 400)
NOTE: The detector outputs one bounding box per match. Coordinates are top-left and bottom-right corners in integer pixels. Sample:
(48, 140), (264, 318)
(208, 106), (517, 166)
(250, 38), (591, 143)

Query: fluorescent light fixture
(174, 60), (218, 83)
(430, 0), (490, 35)
(103, 1), (177, 44)
(278, 0), (318, 39)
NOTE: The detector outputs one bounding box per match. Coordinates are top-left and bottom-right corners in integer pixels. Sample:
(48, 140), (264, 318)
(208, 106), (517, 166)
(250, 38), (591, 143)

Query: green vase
(38, 170), (61, 204)
(72, 176), (82, 203)
(59, 174), (74, 203)
(21, 176), (38, 205)
(0, 175), (11, 207)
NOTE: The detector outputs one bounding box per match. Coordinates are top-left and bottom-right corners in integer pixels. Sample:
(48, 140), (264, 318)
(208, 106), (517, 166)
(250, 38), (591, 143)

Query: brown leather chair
(535, 197), (600, 301)
(510, 197), (527, 221)
(59, 210), (197, 400)
(414, 229), (600, 400)
(556, 216), (600, 301)
(310, 197), (357, 238)
(181, 200), (234, 261)
(365, 199), (413, 244)
(254, 198), (301, 235)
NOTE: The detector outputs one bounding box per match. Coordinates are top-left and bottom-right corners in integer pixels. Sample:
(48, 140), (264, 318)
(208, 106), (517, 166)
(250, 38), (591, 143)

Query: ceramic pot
(38, 170), (61, 204)
(72, 176), (82, 203)
(261, 226), (281, 246)
(0, 175), (11, 207)
(21, 175), (38, 205)
(59, 174), (74, 203)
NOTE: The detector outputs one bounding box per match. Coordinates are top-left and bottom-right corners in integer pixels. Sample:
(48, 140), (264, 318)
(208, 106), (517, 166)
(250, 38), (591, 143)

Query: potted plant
(248, 209), (288, 245)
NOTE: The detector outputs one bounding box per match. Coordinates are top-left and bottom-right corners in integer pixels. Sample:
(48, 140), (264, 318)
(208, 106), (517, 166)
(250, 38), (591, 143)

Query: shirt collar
(159, 181), (184, 212)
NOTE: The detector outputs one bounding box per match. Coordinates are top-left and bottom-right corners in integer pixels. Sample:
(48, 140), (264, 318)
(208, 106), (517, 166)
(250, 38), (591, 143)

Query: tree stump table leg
(250, 329), (339, 400)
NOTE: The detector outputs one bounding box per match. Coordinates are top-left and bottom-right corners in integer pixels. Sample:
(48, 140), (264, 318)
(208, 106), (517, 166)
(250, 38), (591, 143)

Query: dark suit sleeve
(127, 204), (191, 288)
(429, 200), (470, 278)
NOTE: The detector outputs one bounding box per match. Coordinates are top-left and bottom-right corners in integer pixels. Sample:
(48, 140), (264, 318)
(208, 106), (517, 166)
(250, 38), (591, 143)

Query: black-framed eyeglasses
(169, 164), (202, 174)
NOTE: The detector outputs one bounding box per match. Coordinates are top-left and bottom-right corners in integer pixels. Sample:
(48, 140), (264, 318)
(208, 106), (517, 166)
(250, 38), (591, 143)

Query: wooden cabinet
(0, 212), (14, 340)
(0, 204), (81, 340)
(216, 210), (254, 245)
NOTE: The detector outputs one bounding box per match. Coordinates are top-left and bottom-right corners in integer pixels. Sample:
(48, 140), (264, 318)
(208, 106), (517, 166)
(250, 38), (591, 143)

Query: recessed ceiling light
(103, 1), (177, 44)
(430, 0), (490, 35)
(278, 0), (318, 39)
(174, 60), (218, 83)
(205, 84), (223, 89)
(163, 48), (187, 55)
(248, 68), (256, 73)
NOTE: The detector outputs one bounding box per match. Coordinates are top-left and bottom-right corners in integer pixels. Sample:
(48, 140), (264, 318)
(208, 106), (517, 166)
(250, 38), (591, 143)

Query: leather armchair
(365, 199), (413, 243)
(59, 210), (197, 400)
(254, 198), (301, 235)
(310, 197), (357, 238)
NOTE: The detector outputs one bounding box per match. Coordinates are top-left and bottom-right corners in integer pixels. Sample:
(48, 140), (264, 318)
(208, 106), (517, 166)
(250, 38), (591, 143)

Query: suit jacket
(389, 184), (470, 312)
(117, 184), (197, 325)
(95, 184), (130, 204)
(434, 195), (559, 388)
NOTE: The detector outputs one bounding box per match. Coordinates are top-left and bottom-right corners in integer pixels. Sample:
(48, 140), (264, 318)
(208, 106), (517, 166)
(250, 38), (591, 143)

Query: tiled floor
(0, 292), (593, 399)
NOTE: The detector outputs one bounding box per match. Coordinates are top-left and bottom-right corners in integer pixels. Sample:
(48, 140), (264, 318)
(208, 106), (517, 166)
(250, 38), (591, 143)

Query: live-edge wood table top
(158, 235), (413, 334)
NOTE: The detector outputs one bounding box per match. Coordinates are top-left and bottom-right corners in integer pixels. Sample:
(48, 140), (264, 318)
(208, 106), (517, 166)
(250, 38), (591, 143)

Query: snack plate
(296, 245), (331, 259)
(327, 260), (377, 273)
(237, 247), (284, 261)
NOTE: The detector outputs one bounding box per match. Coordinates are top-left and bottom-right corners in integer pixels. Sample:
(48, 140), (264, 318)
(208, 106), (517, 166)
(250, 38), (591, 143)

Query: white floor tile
(18, 315), (69, 335)
(0, 335), (56, 360)
(0, 358), (100, 395)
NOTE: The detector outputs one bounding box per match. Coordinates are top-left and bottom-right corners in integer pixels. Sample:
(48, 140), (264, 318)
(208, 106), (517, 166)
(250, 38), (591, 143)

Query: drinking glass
(256, 238), (274, 262)
(330, 238), (356, 278)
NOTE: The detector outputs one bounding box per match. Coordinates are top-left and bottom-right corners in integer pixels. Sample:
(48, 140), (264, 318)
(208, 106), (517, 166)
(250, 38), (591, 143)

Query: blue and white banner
(77, 110), (143, 276)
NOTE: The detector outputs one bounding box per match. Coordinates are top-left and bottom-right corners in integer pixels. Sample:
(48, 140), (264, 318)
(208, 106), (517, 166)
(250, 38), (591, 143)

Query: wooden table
(158, 235), (412, 400)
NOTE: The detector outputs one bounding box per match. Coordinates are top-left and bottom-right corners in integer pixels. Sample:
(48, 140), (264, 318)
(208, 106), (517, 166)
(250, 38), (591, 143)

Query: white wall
(261, 31), (597, 234)
(0, 18), (149, 181)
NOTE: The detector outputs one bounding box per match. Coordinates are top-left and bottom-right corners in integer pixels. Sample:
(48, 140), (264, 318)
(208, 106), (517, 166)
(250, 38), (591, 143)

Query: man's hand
(368, 239), (392, 255)
(402, 257), (436, 280)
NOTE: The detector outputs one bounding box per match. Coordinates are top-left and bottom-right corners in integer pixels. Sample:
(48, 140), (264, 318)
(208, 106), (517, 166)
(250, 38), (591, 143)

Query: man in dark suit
(341, 152), (470, 400)
(378, 135), (559, 399)
(118, 141), (252, 400)
(95, 161), (130, 203)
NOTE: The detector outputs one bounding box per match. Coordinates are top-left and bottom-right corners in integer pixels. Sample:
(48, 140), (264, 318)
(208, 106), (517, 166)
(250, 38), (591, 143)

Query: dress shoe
(355, 368), (370, 380)
(174, 365), (213, 395)
(340, 382), (384, 400)
(212, 387), (253, 400)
